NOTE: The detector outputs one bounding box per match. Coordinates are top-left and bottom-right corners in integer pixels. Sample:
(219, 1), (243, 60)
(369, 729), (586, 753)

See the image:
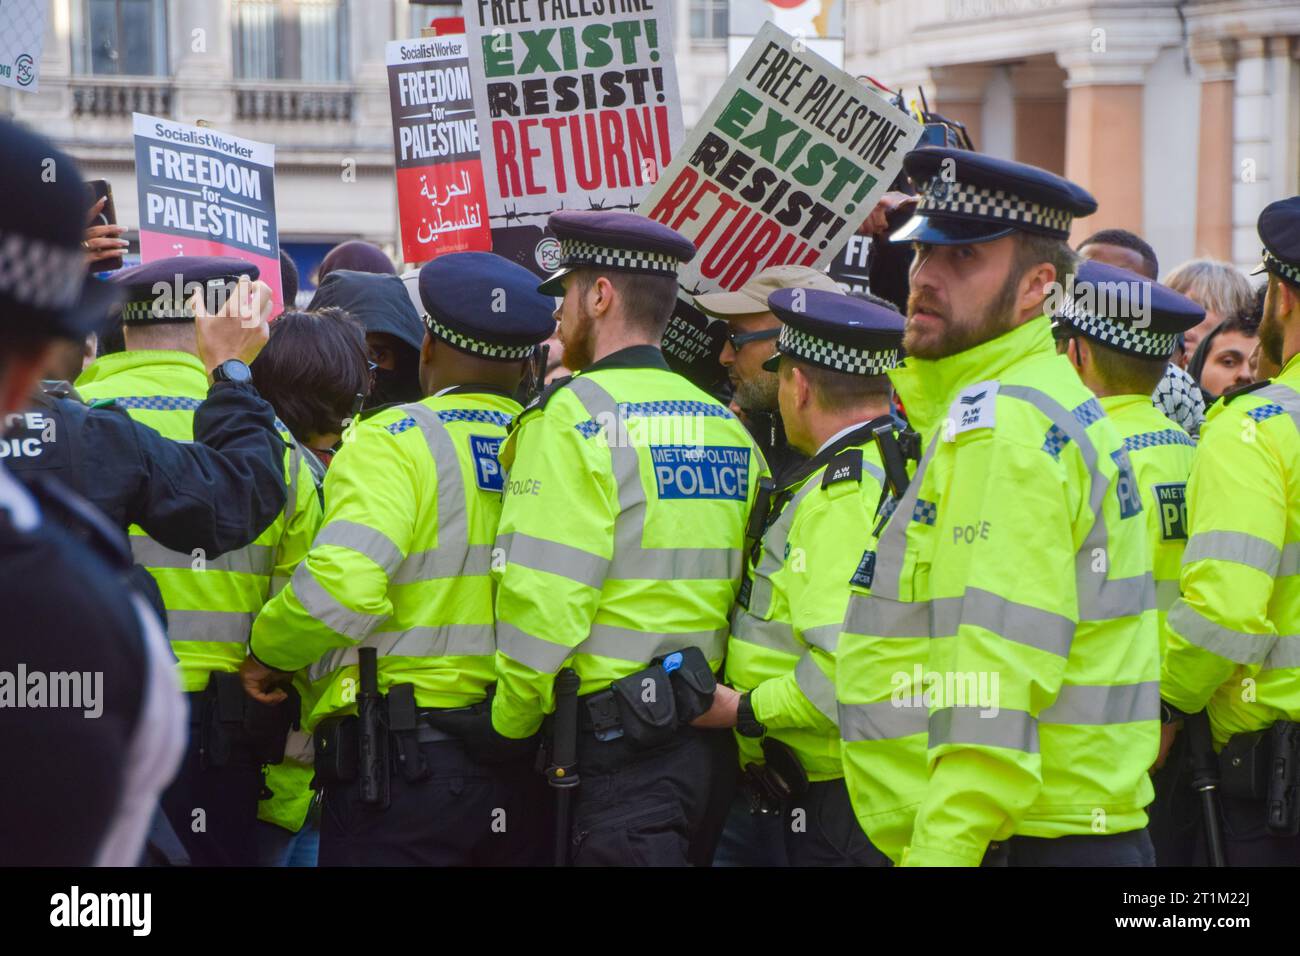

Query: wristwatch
(211, 358), (252, 385)
(736, 692), (766, 739)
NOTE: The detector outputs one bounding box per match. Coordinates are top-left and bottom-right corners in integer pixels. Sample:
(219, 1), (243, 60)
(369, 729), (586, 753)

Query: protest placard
(132, 113), (283, 311)
(464, 0), (684, 274)
(387, 35), (491, 264)
(639, 21), (922, 297)
(0, 0), (46, 92)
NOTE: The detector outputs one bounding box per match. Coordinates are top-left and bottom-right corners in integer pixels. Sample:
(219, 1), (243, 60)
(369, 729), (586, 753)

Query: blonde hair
(1161, 259), (1255, 320)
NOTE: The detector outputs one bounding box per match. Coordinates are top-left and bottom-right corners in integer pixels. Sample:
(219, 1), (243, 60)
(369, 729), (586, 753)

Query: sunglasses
(727, 327), (780, 352)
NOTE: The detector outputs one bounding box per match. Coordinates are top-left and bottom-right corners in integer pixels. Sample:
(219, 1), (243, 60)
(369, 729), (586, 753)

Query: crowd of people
(3, 106), (1300, 871)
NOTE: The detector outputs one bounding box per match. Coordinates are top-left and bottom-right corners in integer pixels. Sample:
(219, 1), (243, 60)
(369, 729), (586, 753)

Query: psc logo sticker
(650, 444), (749, 500)
(15, 54), (35, 88)
(1154, 483), (1187, 541)
(470, 434), (504, 492)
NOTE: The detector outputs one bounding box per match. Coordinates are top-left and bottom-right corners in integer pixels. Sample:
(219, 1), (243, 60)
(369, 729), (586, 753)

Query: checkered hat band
(424, 313), (534, 360)
(1264, 249), (1300, 286)
(559, 239), (679, 277)
(0, 230), (86, 310)
(919, 179), (1073, 235)
(121, 299), (196, 323)
(1056, 294), (1178, 358)
(777, 323), (898, 375)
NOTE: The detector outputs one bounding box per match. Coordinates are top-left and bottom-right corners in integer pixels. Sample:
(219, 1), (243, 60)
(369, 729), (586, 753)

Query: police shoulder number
(944, 380), (999, 441)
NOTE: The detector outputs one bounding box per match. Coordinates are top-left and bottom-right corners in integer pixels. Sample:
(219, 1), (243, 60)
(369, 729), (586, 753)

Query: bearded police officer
(243, 252), (556, 865)
(0, 119), (186, 865)
(490, 210), (768, 866)
(698, 289), (904, 866)
(1160, 197), (1300, 865)
(77, 256), (324, 866)
(837, 148), (1161, 866)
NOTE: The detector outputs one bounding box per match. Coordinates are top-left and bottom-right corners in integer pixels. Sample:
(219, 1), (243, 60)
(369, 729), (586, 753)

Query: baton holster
(1217, 721), (1300, 835)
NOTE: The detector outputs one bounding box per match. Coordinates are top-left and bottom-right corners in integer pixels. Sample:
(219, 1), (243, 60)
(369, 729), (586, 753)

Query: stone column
(1011, 58), (1067, 175)
(1056, 46), (1157, 243)
(171, 0), (234, 125)
(1186, 36), (1236, 262)
(928, 63), (991, 151)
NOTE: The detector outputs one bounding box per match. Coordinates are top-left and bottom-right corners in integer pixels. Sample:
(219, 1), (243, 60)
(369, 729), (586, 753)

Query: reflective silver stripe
(794, 651), (838, 725)
(1040, 681), (1160, 725)
(391, 544), (492, 584)
(1086, 572), (1156, 620)
(1183, 530), (1281, 576)
(869, 431), (941, 601)
(929, 706), (1039, 753)
(843, 590), (1074, 658)
(839, 697), (928, 741)
(862, 460), (886, 484)
(130, 536), (274, 576)
(729, 611), (802, 656)
(312, 521), (405, 575)
(580, 623), (727, 665)
(496, 621), (573, 674)
(497, 531), (609, 590)
(1167, 599), (1274, 665)
(308, 624), (496, 682)
(935, 588), (1075, 659)
(568, 377), (746, 584)
(1281, 543), (1300, 578)
(1155, 578), (1180, 612)
(746, 478), (820, 618)
(843, 592), (930, 639)
(802, 623), (840, 653)
(268, 574), (291, 598)
(291, 562), (387, 639)
(1263, 636), (1300, 671)
(166, 609), (254, 643)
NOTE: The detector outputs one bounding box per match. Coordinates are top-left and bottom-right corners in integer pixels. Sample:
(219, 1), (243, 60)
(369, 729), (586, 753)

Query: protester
(308, 270), (425, 410)
(1162, 258), (1256, 365)
(279, 249), (300, 311)
(250, 307), (371, 467)
(1187, 311), (1260, 403)
(315, 239), (396, 284)
(1077, 228), (1159, 279)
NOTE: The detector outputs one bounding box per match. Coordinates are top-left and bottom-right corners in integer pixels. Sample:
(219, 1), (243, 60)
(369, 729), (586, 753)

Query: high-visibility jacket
(1099, 394), (1195, 655)
(491, 346), (767, 739)
(836, 318), (1160, 866)
(77, 350), (321, 692)
(726, 420), (890, 780)
(257, 712), (316, 833)
(1162, 355), (1300, 747)
(250, 388), (520, 731)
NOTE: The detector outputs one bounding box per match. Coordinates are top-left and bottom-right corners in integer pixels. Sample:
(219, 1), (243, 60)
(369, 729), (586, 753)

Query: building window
(72, 0), (168, 76)
(689, 0), (728, 43)
(234, 0), (349, 82)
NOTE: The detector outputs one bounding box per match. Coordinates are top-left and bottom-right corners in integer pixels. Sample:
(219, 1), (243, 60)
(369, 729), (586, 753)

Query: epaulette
(1222, 379), (1272, 405)
(821, 448), (863, 489)
(519, 375), (573, 418)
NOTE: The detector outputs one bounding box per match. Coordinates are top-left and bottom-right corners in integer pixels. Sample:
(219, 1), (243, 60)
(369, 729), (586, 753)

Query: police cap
(537, 210), (695, 297)
(1053, 260), (1205, 359)
(111, 255), (258, 325)
(419, 252), (555, 361)
(891, 147), (1098, 245)
(761, 289), (904, 376)
(1253, 196), (1300, 287)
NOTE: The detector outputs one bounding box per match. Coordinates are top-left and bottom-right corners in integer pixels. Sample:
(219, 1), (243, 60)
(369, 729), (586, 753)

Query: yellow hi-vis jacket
(1162, 354), (1300, 748)
(251, 389), (520, 732)
(1099, 394), (1195, 655)
(726, 421), (890, 780)
(836, 318), (1160, 866)
(490, 346), (767, 739)
(77, 350), (321, 692)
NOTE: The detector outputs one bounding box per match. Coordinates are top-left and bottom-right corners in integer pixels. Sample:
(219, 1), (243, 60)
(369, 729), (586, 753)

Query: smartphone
(83, 179), (123, 272)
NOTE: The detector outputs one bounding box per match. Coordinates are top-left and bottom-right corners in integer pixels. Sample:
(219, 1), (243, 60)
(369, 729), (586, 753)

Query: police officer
(242, 252), (556, 865)
(1051, 262), (1206, 864)
(490, 210), (768, 866)
(692, 265), (845, 484)
(701, 289), (904, 866)
(77, 256), (324, 866)
(0, 118), (185, 865)
(837, 148), (1160, 866)
(1160, 196), (1300, 865)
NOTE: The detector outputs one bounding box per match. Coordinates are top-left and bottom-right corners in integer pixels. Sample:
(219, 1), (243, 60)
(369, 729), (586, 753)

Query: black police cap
(761, 288), (904, 375)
